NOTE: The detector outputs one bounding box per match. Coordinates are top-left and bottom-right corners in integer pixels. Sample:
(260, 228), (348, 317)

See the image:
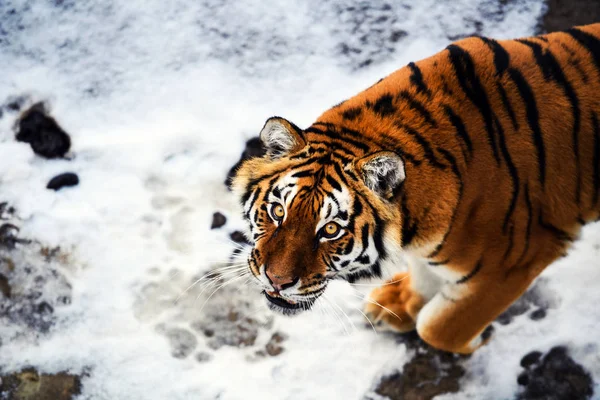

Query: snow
(2, 0), (599, 399)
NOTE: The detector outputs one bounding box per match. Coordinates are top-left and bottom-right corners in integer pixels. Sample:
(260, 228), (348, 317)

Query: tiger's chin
(263, 291), (318, 316)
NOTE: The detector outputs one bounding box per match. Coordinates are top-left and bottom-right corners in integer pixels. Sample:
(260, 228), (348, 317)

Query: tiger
(231, 23), (600, 354)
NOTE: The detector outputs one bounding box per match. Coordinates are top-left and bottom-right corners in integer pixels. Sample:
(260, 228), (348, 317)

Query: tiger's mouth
(263, 291), (317, 316)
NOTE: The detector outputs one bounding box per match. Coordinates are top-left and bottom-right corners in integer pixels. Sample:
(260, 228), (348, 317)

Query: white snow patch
(3, 1), (595, 400)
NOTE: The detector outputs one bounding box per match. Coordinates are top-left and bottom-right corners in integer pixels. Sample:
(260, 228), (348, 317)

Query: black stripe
(309, 141), (357, 157)
(408, 62), (432, 97)
(446, 44), (501, 164)
(322, 255), (337, 272)
(565, 28), (600, 75)
(371, 93), (397, 117)
(305, 126), (371, 153)
(325, 204), (333, 219)
(516, 185), (532, 267)
(478, 37), (516, 144)
(398, 90), (438, 127)
(401, 194), (418, 247)
(437, 147), (461, 179)
(394, 146), (422, 166)
(248, 156), (328, 187)
(429, 147), (463, 260)
(338, 210), (348, 221)
(325, 175), (342, 191)
(593, 112), (600, 206)
(397, 123), (446, 169)
(508, 68), (546, 187)
(456, 260), (483, 284)
(272, 186), (281, 199)
(478, 37), (510, 76)
(352, 196), (363, 217)
(502, 225), (515, 262)
(245, 186), (262, 217)
(428, 243), (443, 259)
(518, 39), (581, 201)
(539, 213), (574, 242)
(292, 170), (314, 178)
(332, 162), (350, 188)
(356, 254), (370, 264)
(494, 117), (520, 233)
(497, 84), (519, 131)
(343, 238), (354, 255)
(428, 259), (449, 266)
(360, 224), (370, 250)
(371, 262), (382, 279)
(372, 215), (386, 259)
(444, 105), (473, 161)
(342, 107), (362, 121)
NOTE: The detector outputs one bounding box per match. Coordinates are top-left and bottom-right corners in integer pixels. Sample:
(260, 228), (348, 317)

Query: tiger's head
(232, 117), (405, 315)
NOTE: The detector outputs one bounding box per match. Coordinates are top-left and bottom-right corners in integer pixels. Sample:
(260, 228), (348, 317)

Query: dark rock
(211, 212), (227, 229)
(0, 223), (25, 249)
(46, 172), (79, 191)
(225, 137), (265, 189)
(529, 308), (547, 321)
(481, 324), (495, 340)
(517, 346), (594, 400)
(0, 368), (82, 400)
(521, 351), (543, 369)
(372, 331), (466, 400)
(0, 203), (16, 220)
(230, 231), (250, 246)
(16, 103), (71, 159)
(518, 372), (530, 386)
(541, 0), (600, 33)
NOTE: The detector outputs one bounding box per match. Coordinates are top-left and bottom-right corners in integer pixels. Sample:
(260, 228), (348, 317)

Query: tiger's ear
(356, 151), (405, 199)
(259, 117), (306, 159)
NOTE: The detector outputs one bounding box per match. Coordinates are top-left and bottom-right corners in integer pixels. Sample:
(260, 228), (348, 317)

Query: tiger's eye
(271, 204), (285, 221)
(322, 222), (340, 238)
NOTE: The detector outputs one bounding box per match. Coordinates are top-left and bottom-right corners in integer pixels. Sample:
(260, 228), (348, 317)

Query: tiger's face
(232, 117), (404, 315)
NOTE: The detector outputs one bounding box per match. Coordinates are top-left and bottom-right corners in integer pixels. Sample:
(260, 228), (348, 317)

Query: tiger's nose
(266, 269), (299, 291)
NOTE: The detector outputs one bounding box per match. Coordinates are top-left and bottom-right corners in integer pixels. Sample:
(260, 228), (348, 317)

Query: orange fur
(233, 24), (600, 352)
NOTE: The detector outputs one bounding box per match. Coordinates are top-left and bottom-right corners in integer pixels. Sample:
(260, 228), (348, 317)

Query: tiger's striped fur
(232, 23), (600, 353)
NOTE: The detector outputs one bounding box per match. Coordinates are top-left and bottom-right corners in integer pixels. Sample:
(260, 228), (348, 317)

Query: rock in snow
(15, 103), (71, 159)
(46, 172), (80, 191)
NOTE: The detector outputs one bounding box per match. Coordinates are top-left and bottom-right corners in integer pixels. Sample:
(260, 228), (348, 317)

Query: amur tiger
(232, 23), (600, 353)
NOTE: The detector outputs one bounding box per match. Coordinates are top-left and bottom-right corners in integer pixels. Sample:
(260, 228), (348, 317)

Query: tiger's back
(233, 24), (600, 353)
(315, 24), (600, 275)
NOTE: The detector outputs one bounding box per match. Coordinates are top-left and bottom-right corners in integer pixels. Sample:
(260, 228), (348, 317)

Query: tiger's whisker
(347, 276), (408, 287)
(197, 273), (251, 315)
(173, 266), (248, 304)
(321, 293), (351, 336)
(346, 288), (403, 322)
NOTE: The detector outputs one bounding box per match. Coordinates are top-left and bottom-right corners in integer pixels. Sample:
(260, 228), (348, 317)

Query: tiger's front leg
(364, 257), (444, 333)
(364, 257), (542, 354)
(415, 264), (541, 354)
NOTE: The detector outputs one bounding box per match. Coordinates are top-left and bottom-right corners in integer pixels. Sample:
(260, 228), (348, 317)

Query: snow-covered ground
(1, 0), (599, 399)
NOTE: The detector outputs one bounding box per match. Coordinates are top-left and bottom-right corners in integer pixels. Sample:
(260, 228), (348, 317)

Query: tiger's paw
(363, 272), (425, 333)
